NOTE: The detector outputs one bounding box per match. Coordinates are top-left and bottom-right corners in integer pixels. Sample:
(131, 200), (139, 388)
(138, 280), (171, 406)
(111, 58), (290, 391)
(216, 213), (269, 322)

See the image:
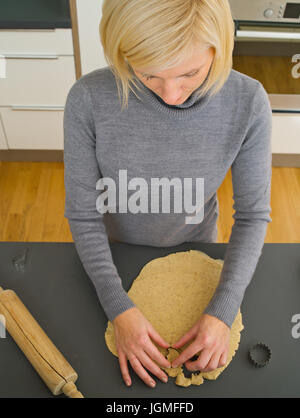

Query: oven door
(232, 21), (300, 113)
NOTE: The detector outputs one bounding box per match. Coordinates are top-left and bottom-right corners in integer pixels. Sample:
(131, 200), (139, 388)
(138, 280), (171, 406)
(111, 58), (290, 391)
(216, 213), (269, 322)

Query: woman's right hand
(112, 307), (172, 388)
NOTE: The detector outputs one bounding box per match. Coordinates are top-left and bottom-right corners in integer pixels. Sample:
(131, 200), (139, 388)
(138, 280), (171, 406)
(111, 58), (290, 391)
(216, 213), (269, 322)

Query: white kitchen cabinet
(0, 28), (75, 150)
(0, 113), (8, 149)
(0, 28), (73, 55)
(0, 55), (75, 106)
(0, 106), (64, 150)
(272, 114), (300, 154)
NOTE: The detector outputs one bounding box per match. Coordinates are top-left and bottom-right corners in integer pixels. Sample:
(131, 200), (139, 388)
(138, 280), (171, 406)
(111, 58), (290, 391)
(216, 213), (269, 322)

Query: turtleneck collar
(130, 66), (213, 120)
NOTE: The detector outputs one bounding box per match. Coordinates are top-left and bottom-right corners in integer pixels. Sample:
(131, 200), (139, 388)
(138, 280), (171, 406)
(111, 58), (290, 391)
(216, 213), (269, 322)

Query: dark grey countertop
(0, 0), (71, 29)
(0, 242), (299, 398)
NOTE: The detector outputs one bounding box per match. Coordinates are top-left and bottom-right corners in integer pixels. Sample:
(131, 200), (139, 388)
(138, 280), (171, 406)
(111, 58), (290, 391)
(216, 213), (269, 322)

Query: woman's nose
(159, 80), (182, 105)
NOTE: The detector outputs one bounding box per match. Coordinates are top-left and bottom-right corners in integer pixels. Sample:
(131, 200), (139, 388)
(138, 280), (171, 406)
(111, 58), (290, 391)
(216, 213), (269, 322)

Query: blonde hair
(100, 0), (235, 110)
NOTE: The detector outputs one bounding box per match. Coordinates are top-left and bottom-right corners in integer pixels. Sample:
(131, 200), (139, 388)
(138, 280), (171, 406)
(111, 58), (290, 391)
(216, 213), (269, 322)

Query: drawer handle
(11, 105), (64, 111)
(1, 54), (59, 59)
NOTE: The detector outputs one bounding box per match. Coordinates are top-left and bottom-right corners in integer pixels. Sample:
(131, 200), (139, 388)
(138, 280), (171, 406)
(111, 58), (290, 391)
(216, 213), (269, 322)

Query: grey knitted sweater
(63, 66), (272, 328)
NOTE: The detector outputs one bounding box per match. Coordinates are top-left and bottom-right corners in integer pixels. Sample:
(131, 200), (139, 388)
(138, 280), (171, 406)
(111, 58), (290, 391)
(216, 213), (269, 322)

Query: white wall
(76, 0), (107, 75)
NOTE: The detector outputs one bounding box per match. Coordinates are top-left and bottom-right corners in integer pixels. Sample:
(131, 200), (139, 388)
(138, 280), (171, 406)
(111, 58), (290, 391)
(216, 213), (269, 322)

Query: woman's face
(132, 47), (215, 105)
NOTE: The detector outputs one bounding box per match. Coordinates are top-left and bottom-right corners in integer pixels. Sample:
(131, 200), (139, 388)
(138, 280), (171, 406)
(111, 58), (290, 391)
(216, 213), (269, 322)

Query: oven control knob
(264, 8), (274, 18)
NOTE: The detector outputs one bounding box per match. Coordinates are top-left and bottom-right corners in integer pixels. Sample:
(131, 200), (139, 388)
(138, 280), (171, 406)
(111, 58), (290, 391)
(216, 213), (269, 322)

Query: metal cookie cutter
(248, 342), (271, 368)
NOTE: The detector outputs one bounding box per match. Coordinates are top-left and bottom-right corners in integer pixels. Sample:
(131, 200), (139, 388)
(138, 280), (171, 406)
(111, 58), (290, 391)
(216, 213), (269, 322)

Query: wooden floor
(0, 161), (299, 243)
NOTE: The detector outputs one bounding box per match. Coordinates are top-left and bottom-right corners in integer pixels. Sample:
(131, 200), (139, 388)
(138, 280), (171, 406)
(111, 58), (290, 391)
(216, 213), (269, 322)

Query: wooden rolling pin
(0, 286), (84, 398)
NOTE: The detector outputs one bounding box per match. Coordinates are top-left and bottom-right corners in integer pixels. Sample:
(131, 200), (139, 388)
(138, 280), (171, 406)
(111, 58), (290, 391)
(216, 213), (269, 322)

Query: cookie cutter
(248, 342), (271, 368)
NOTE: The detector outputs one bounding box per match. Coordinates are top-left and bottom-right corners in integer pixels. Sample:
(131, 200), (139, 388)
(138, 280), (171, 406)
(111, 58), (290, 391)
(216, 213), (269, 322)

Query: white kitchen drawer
(1, 106), (64, 150)
(0, 55), (75, 106)
(0, 28), (73, 56)
(0, 113), (8, 149)
(272, 114), (300, 154)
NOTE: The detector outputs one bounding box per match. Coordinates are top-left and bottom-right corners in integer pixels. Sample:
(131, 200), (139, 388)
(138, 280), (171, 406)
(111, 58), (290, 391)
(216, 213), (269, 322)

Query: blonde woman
(64, 0), (272, 388)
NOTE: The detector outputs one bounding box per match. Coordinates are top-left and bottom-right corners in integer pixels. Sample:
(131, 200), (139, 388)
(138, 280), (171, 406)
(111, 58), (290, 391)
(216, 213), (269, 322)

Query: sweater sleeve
(203, 82), (272, 328)
(63, 80), (136, 321)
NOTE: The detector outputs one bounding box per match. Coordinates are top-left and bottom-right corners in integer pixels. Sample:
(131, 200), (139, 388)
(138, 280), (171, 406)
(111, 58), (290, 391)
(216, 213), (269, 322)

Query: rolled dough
(105, 250), (244, 387)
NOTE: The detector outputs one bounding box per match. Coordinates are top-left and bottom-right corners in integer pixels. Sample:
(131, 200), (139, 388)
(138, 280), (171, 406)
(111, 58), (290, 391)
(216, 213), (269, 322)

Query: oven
(229, 0), (300, 114)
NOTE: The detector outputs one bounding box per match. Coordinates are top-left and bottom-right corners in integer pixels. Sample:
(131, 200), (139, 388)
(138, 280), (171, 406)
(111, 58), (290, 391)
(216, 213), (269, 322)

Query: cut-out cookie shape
(162, 347), (204, 387)
(104, 250), (244, 387)
(162, 348), (183, 378)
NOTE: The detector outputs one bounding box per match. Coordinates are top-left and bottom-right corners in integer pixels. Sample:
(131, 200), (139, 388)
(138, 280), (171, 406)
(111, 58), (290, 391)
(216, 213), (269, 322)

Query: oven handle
(235, 29), (300, 41)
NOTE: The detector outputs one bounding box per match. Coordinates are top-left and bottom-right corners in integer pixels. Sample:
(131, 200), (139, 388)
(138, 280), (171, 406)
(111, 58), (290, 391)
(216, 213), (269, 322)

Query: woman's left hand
(170, 313), (230, 373)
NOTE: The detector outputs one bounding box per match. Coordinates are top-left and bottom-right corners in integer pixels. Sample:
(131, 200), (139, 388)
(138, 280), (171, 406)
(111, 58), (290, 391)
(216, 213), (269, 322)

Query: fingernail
(172, 362), (177, 368)
(162, 376), (168, 383)
(125, 380), (131, 386)
(150, 381), (156, 387)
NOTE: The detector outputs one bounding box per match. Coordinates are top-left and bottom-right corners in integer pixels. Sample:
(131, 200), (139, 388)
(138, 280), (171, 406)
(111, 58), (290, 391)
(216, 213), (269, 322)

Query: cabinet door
(0, 112), (8, 149)
(1, 106), (64, 150)
(272, 114), (300, 154)
(0, 29), (73, 55)
(0, 55), (75, 106)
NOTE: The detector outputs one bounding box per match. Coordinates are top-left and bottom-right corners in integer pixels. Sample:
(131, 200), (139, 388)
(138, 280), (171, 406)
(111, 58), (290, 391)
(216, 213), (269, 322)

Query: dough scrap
(176, 371), (192, 387)
(191, 372), (204, 385)
(104, 250), (244, 387)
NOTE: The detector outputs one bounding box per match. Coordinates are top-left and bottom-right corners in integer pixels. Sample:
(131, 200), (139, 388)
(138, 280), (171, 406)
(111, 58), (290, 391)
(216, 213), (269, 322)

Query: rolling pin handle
(62, 381), (84, 398)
